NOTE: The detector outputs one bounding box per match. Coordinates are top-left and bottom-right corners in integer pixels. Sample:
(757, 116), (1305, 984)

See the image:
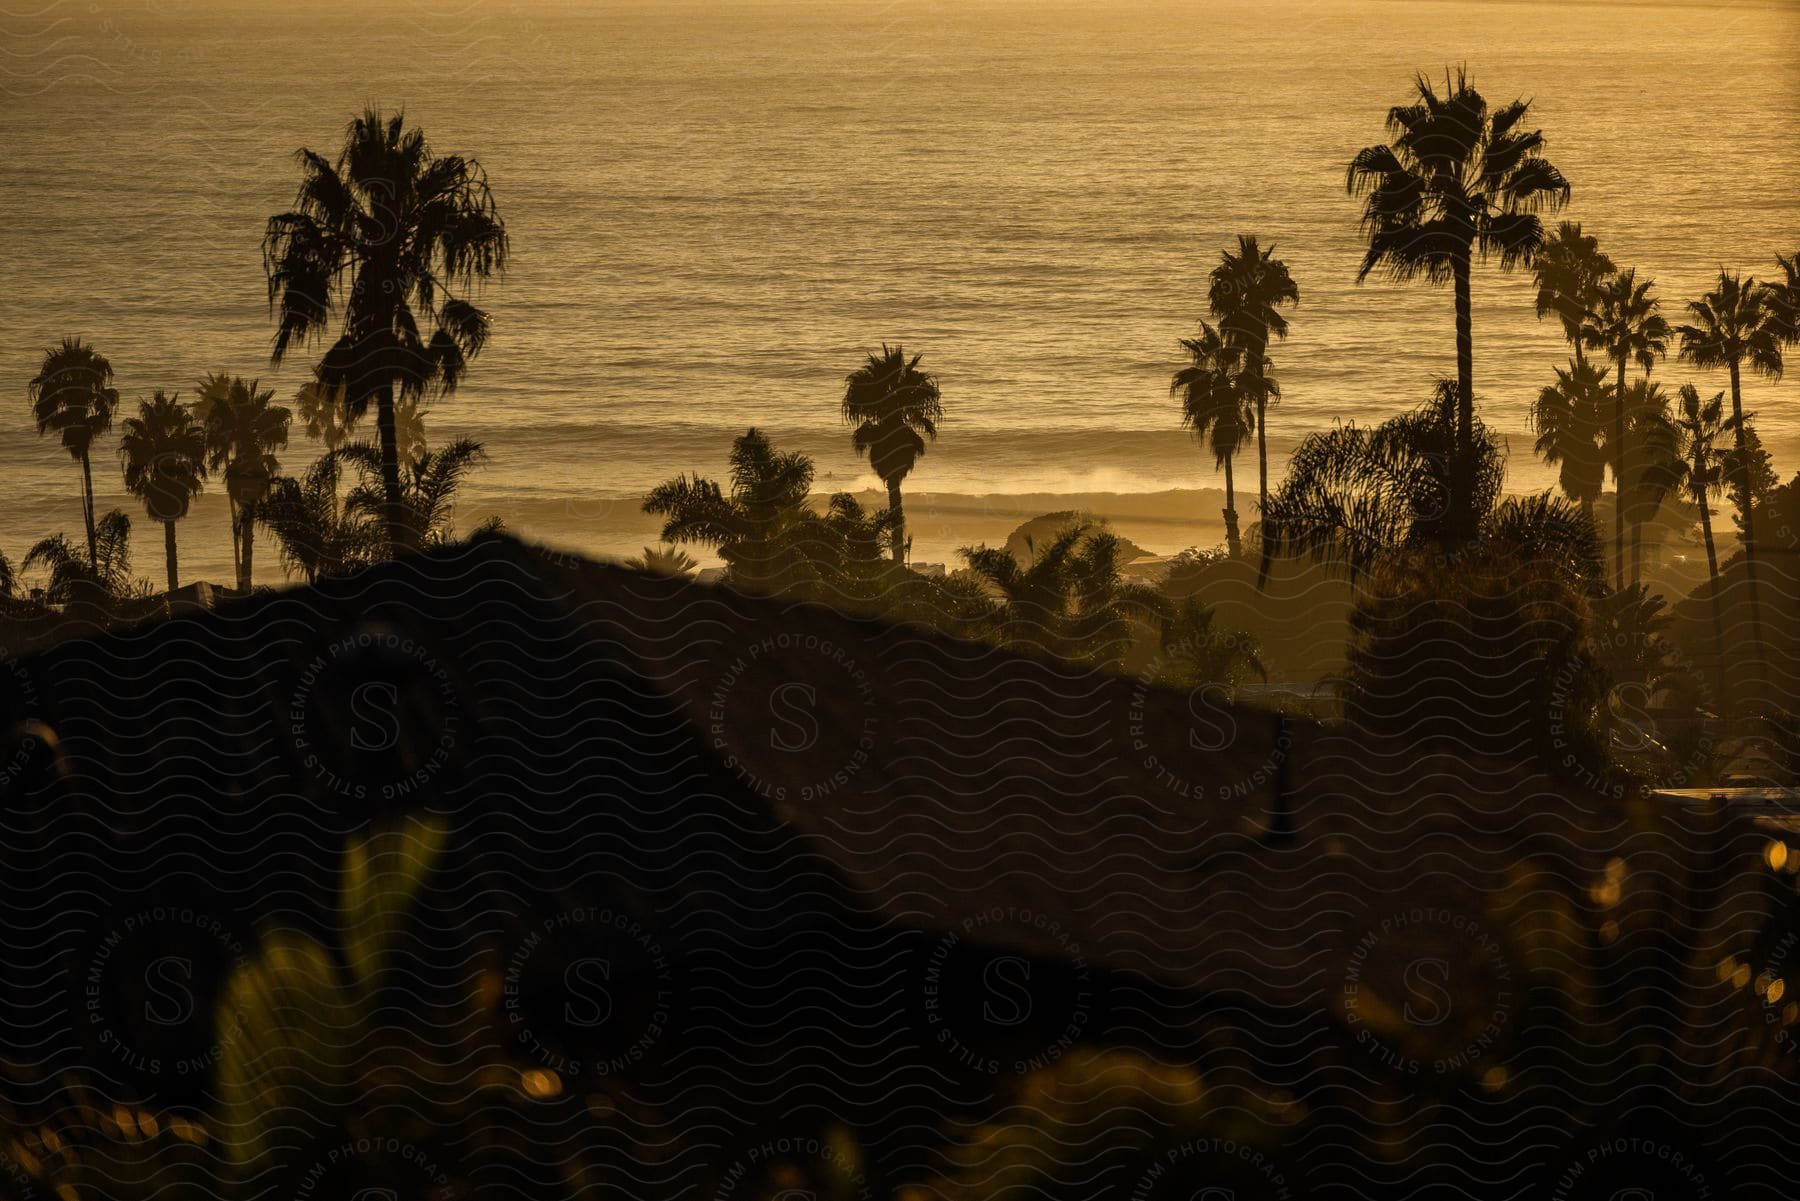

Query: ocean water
(3, 0), (1797, 584)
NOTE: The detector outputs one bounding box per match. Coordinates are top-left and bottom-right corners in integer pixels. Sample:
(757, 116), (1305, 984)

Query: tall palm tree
(1171, 323), (1265, 557)
(840, 344), (942, 564)
(1532, 221), (1615, 366)
(1617, 379), (1681, 586)
(1668, 384), (1728, 584)
(1676, 270), (1784, 696)
(265, 108), (508, 556)
(27, 337), (121, 570)
(1530, 357), (1611, 520)
(1590, 269), (1671, 589)
(1207, 235), (1298, 529)
(1346, 68), (1570, 540)
(194, 374), (291, 592)
(118, 391), (207, 593)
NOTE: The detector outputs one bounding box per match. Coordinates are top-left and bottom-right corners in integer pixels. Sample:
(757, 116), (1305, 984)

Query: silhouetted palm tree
(960, 521), (1167, 668)
(1590, 269), (1671, 589)
(1262, 381), (1508, 583)
(25, 509), (134, 604)
(645, 428), (893, 595)
(1346, 68), (1569, 539)
(265, 108), (508, 556)
(1616, 379), (1681, 586)
(194, 374), (291, 591)
(1531, 357), (1611, 519)
(1767, 251), (1800, 350)
(1171, 323), (1264, 556)
(28, 337), (121, 570)
(258, 451), (372, 583)
(340, 437), (491, 548)
(0, 552), (13, 600)
(840, 344), (942, 564)
(1207, 235), (1298, 529)
(624, 545), (700, 576)
(1532, 221), (1614, 366)
(1673, 384), (1728, 584)
(1677, 270), (1784, 696)
(118, 391), (207, 593)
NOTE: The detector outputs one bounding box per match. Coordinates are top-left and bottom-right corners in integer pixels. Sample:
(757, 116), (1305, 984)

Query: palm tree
(25, 509), (134, 604)
(1207, 235), (1298, 528)
(1262, 381), (1506, 583)
(340, 437), (491, 548)
(1617, 379), (1681, 586)
(1532, 221), (1615, 365)
(194, 374), (291, 592)
(644, 428), (892, 595)
(1676, 270), (1784, 696)
(1171, 323), (1263, 556)
(1671, 384), (1729, 584)
(265, 108), (508, 556)
(1346, 68), (1570, 540)
(258, 451), (374, 583)
(839, 344), (942, 564)
(118, 391), (207, 593)
(960, 522), (1168, 668)
(1767, 250), (1799, 350)
(1590, 269), (1672, 589)
(27, 337), (121, 570)
(624, 545), (700, 577)
(1530, 357), (1611, 519)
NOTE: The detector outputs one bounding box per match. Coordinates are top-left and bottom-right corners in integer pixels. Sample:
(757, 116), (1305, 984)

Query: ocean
(4, 0), (1797, 583)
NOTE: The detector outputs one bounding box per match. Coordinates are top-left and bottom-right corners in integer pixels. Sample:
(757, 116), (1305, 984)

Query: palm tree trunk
(1630, 515), (1642, 588)
(886, 477), (905, 565)
(239, 501), (255, 591)
(1613, 358), (1627, 592)
(1222, 455), (1241, 558)
(1451, 246), (1475, 542)
(1256, 392), (1270, 538)
(164, 519), (179, 594)
(226, 496), (241, 590)
(1697, 478), (1719, 581)
(79, 451), (98, 569)
(1729, 358), (1767, 704)
(377, 382), (408, 556)
(1697, 478), (1727, 709)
